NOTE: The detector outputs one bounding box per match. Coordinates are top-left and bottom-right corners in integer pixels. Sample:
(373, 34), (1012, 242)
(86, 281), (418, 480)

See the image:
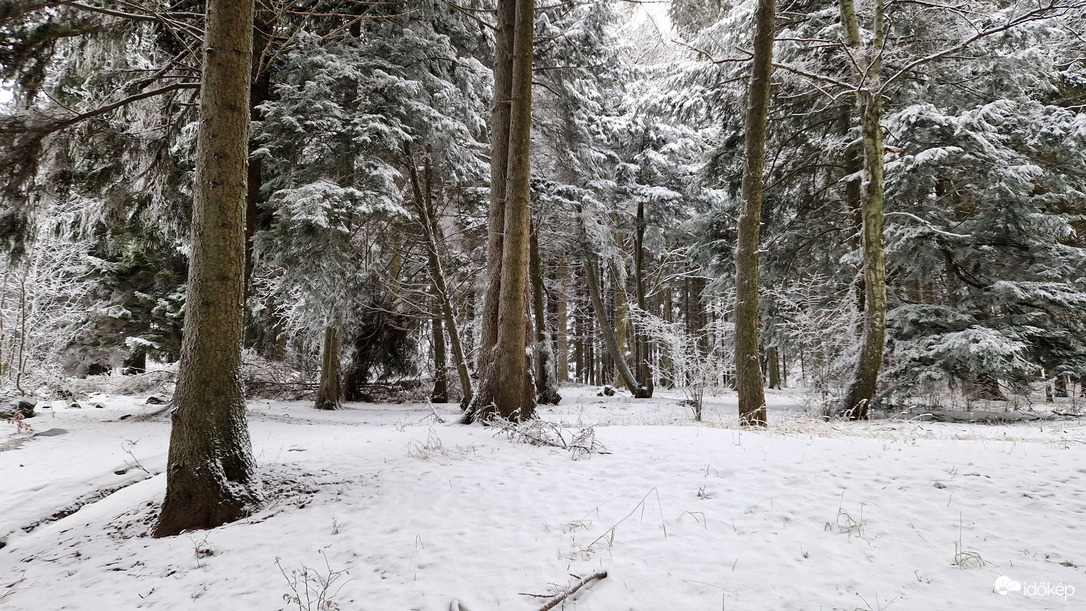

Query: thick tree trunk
(315, 326), (341, 410)
(463, 0), (536, 422)
(530, 225), (561, 404)
(430, 314), (448, 403)
(155, 0), (262, 537)
(836, 0), (887, 421)
(584, 256), (649, 397)
(734, 0), (775, 427)
(474, 0), (515, 383)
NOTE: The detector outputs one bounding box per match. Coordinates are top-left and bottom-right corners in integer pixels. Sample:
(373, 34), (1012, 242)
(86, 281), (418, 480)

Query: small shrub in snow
(10, 411), (32, 434)
(407, 428), (446, 460)
(276, 550), (349, 611)
(492, 419), (609, 460)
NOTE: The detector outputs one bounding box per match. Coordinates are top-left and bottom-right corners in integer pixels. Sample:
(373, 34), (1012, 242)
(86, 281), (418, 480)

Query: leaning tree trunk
(463, 0), (536, 422)
(837, 0), (887, 420)
(733, 0), (775, 427)
(315, 325), (341, 410)
(155, 0), (263, 537)
(584, 256), (649, 397)
(405, 143), (473, 405)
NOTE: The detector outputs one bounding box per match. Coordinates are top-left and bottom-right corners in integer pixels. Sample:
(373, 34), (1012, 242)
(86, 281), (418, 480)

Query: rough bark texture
(463, 0), (536, 422)
(154, 0), (262, 537)
(315, 326), (341, 410)
(836, 0), (887, 420)
(474, 0), (515, 380)
(734, 0), (775, 427)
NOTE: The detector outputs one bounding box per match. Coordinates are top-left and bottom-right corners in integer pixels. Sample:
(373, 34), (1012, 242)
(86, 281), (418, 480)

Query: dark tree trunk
(123, 350), (146, 375)
(242, 5), (274, 338)
(473, 0), (514, 385)
(555, 258), (569, 383)
(633, 198), (654, 397)
(585, 256), (649, 397)
(431, 314), (448, 403)
(405, 143), (473, 405)
(659, 284), (675, 388)
(155, 0), (262, 537)
(767, 346), (781, 390)
(530, 224), (560, 404)
(734, 0), (775, 427)
(964, 373), (1005, 402)
(315, 326), (341, 410)
(463, 0), (536, 422)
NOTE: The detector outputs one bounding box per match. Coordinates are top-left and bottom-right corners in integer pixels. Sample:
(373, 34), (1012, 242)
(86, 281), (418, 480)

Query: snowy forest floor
(2, 385), (1084, 610)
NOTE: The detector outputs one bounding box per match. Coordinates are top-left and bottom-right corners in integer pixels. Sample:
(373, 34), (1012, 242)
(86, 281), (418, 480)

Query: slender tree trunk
(315, 325), (341, 410)
(464, 0), (536, 422)
(836, 0), (887, 420)
(405, 144), (473, 405)
(734, 0), (775, 427)
(574, 294), (585, 383)
(431, 314), (449, 403)
(780, 345), (788, 388)
(1055, 374), (1068, 398)
(584, 256), (648, 397)
(609, 260), (635, 391)
(530, 224), (560, 404)
(555, 258), (569, 383)
(243, 11), (272, 307)
(155, 0), (262, 537)
(685, 275), (709, 388)
(633, 198), (654, 397)
(660, 283), (674, 388)
(767, 346), (781, 390)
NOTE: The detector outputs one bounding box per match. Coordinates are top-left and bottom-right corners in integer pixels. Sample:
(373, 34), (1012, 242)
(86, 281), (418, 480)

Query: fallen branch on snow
(492, 419), (610, 460)
(519, 571), (608, 611)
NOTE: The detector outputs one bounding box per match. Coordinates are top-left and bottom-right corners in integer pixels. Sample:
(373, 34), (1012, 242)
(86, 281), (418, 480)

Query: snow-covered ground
(2, 386), (1084, 610)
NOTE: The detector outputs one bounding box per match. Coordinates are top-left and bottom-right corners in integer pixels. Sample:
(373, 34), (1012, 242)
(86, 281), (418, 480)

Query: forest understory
(2, 382), (1085, 610)
(2, 0), (1085, 606)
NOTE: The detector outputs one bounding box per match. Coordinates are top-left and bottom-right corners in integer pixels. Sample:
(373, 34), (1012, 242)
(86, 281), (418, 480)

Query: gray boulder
(0, 396), (36, 419)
